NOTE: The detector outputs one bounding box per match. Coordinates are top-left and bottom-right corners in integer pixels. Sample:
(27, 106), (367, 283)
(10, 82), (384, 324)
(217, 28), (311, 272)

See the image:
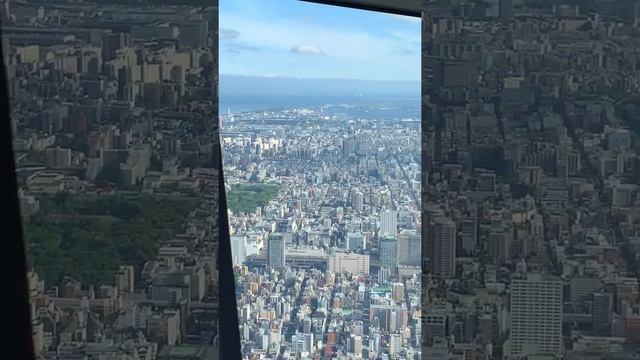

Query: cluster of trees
(24, 193), (200, 287)
(226, 183), (279, 215)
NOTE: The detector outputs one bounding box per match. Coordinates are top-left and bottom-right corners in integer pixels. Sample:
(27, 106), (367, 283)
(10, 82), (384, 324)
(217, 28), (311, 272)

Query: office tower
(114, 265), (135, 293)
(116, 66), (134, 102)
(509, 274), (563, 357)
(475, 168), (496, 191)
(488, 224), (512, 264)
(351, 190), (364, 212)
(593, 292), (613, 336)
(351, 334), (362, 356)
(397, 229), (421, 266)
(379, 235), (398, 273)
(499, 0), (514, 22)
(346, 232), (365, 251)
(392, 283), (404, 303)
(378, 267), (391, 284)
(459, 216), (477, 255)
(424, 309), (448, 346)
(231, 235), (247, 267)
(292, 333), (314, 353)
(389, 333), (402, 356)
(379, 209), (398, 236)
(268, 233), (285, 269)
(342, 137), (357, 158)
(425, 217), (456, 278)
(102, 32), (130, 62)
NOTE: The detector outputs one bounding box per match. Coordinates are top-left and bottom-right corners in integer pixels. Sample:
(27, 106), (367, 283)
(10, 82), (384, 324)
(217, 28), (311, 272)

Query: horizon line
(220, 73), (420, 83)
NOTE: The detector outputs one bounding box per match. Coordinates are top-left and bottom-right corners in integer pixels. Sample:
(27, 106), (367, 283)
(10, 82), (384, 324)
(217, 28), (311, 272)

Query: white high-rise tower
(509, 274), (563, 357)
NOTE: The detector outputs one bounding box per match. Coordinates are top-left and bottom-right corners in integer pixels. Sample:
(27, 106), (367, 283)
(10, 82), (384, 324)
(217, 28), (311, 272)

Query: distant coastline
(219, 74), (420, 113)
(220, 94), (420, 114)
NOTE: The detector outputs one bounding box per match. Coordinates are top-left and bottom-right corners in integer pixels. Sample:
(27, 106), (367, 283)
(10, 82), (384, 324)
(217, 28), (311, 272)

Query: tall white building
(350, 334), (363, 356)
(508, 274), (563, 357)
(268, 233), (285, 269)
(231, 235), (247, 267)
(379, 209), (398, 236)
(389, 333), (402, 356)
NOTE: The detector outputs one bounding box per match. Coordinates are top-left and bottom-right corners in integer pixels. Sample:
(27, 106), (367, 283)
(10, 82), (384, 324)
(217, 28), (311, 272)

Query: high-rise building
(351, 190), (364, 212)
(488, 225), (512, 264)
(102, 32), (130, 62)
(346, 232), (365, 251)
(114, 265), (135, 293)
(231, 235), (247, 267)
(351, 334), (362, 356)
(392, 283), (404, 303)
(389, 333), (402, 356)
(593, 292), (613, 336)
(459, 216), (477, 255)
(509, 274), (563, 357)
(425, 217), (456, 278)
(379, 235), (397, 273)
(397, 229), (421, 266)
(424, 308), (448, 346)
(379, 209), (398, 237)
(268, 233), (285, 269)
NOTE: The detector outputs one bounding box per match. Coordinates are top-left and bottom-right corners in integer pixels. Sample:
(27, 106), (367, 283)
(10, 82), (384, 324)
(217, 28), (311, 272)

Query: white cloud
(220, 15), (413, 61)
(290, 44), (325, 55)
(219, 10), (420, 81)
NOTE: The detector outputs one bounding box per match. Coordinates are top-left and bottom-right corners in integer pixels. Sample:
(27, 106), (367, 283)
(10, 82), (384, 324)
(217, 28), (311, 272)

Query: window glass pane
(6, 1), (220, 358)
(422, 0), (635, 358)
(221, 1), (421, 358)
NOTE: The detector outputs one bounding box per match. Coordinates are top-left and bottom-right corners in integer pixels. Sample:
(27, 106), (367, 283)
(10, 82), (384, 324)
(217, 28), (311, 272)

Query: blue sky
(219, 0), (420, 81)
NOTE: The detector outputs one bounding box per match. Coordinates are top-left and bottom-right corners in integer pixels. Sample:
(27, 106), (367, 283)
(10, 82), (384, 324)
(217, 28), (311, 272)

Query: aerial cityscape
(221, 105), (421, 359)
(7, 0), (640, 359)
(422, 0), (640, 359)
(4, 0), (221, 359)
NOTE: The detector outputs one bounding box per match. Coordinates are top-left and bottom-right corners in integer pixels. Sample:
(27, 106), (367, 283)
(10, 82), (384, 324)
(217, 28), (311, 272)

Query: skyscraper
(102, 32), (130, 63)
(459, 216), (477, 255)
(397, 229), (421, 266)
(389, 333), (402, 356)
(379, 209), (398, 236)
(379, 235), (397, 273)
(392, 282), (405, 302)
(351, 190), (364, 212)
(351, 334), (362, 356)
(593, 292), (613, 336)
(268, 233), (285, 269)
(114, 265), (135, 293)
(231, 235), (247, 267)
(509, 274), (563, 357)
(425, 217), (456, 278)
